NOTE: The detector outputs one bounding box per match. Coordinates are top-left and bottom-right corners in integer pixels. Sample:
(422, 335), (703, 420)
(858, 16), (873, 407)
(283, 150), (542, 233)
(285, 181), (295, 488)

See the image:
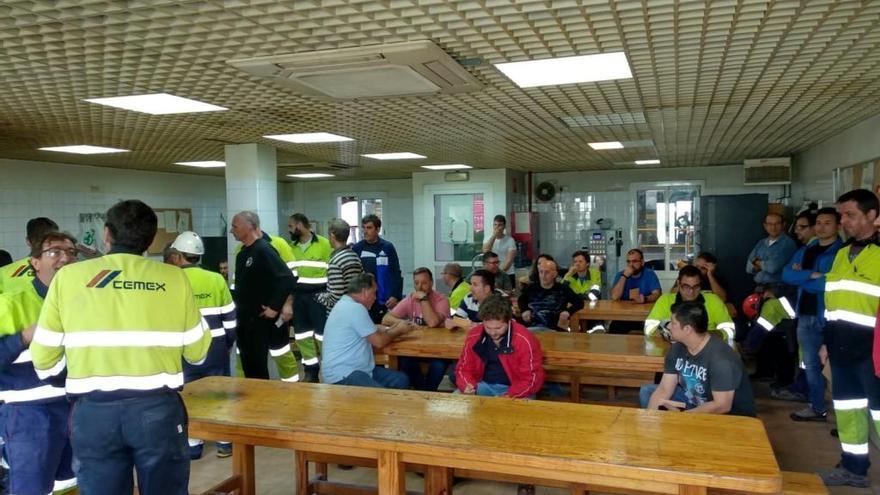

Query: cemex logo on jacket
(86, 270), (166, 291)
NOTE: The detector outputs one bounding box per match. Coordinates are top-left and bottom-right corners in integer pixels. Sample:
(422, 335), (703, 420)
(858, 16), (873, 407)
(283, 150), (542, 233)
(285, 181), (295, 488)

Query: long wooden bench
(185, 377), (782, 495)
(294, 452), (824, 495)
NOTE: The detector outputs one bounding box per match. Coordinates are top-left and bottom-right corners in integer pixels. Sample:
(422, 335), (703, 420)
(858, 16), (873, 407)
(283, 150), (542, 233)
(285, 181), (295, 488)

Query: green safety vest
(824, 243), (880, 330)
(755, 297), (792, 332)
(448, 280), (471, 311)
(289, 232), (332, 287)
(0, 257), (34, 294)
(563, 268), (602, 295)
(30, 253), (211, 396)
(644, 291), (735, 342)
(182, 266), (236, 338)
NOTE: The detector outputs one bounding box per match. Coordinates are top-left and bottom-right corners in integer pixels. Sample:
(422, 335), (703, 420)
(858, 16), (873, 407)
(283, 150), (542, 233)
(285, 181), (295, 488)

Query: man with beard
(609, 249), (661, 334)
(288, 213), (332, 383)
(644, 265), (735, 344)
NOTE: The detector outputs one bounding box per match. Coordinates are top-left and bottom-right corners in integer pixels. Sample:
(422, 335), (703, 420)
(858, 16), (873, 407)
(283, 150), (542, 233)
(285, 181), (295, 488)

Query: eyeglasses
(679, 283), (701, 291)
(484, 260), (500, 265)
(40, 248), (77, 259)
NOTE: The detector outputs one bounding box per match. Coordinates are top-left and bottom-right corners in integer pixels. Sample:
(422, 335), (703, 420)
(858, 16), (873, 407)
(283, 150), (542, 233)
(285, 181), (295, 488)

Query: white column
(224, 143), (278, 257)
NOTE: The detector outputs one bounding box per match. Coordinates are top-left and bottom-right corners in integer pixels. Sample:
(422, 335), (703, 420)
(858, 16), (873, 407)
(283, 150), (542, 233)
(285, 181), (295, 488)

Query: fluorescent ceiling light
(362, 152), (426, 160)
(265, 133), (353, 144)
(39, 145), (129, 154)
(635, 159), (660, 165)
(589, 141), (624, 150)
(421, 164), (472, 170)
(84, 93), (227, 115)
(495, 52), (632, 88)
(175, 161), (226, 168)
(287, 173), (335, 178)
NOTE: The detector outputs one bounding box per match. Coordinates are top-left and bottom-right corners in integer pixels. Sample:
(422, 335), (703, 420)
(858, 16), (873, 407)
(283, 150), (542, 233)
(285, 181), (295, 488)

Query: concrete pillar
(224, 143), (278, 256)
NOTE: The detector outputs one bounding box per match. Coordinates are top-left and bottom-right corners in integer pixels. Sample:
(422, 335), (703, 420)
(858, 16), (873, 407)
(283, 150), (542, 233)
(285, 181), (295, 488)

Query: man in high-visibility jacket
(164, 231), (237, 460)
(819, 189), (880, 488)
(288, 213), (332, 383)
(0, 231), (77, 495)
(30, 200), (212, 495)
(0, 217), (58, 294)
(644, 265), (735, 345)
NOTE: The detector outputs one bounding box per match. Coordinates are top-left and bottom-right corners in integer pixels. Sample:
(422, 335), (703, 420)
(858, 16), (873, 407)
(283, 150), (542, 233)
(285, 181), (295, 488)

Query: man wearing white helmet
(164, 231), (237, 460)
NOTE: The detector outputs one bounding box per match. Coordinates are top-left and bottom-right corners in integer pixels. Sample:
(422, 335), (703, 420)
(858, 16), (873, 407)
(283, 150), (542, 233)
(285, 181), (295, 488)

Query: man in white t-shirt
(482, 215), (516, 286)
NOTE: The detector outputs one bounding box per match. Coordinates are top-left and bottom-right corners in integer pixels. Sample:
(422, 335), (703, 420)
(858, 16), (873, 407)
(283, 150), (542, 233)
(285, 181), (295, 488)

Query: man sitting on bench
(322, 273), (413, 388)
(640, 302), (755, 416)
(455, 294), (545, 398)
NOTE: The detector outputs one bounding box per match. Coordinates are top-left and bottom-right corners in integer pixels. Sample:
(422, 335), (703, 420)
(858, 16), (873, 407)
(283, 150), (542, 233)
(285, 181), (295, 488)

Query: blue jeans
(639, 383), (691, 409)
(5, 401), (74, 495)
(797, 315), (827, 413)
(71, 392), (190, 495)
(399, 358), (450, 391)
(335, 366), (409, 389)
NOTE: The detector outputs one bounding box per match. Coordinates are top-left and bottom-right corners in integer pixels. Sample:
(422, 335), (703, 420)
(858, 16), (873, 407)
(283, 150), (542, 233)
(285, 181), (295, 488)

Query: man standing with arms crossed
(30, 200), (212, 494)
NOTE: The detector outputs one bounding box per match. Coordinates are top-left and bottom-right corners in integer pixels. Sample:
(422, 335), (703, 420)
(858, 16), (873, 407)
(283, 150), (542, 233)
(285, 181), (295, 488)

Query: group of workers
(0, 187), (877, 493)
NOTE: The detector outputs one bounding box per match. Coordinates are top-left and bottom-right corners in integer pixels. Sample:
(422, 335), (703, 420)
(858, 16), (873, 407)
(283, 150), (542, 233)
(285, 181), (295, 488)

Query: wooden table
(570, 300), (653, 331)
(383, 328), (666, 372)
(184, 376), (782, 495)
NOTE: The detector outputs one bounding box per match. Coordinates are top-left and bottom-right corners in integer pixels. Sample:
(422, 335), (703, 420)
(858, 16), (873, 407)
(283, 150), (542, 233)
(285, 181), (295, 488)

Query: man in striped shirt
(318, 218), (363, 313)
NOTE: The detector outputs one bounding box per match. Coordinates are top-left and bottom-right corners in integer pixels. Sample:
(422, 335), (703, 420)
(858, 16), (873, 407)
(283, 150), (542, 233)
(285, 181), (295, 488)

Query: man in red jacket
(455, 294), (545, 398)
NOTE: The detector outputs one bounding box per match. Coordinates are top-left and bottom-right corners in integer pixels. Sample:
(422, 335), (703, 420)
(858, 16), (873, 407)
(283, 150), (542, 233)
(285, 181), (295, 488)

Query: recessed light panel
(265, 133), (353, 143)
(495, 52), (632, 88)
(287, 173), (334, 178)
(635, 159), (660, 165)
(85, 93), (227, 115)
(39, 145), (129, 154)
(175, 161), (226, 168)
(588, 141), (624, 150)
(362, 152), (426, 160)
(421, 164), (472, 170)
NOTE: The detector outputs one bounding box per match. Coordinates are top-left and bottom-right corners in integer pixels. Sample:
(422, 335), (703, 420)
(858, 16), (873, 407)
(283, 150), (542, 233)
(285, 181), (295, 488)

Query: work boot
(790, 407), (827, 422)
(216, 443), (232, 458)
(820, 466), (869, 488)
(303, 366), (320, 383)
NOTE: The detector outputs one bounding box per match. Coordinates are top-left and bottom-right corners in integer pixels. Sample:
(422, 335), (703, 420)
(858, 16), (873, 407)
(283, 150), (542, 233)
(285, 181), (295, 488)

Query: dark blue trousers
(5, 401), (74, 495)
(71, 392), (190, 495)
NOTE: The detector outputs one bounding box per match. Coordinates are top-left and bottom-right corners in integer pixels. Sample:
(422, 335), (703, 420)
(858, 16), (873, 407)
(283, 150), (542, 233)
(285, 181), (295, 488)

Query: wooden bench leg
(295, 450), (310, 495)
(570, 483), (589, 495)
(316, 461), (329, 481)
(232, 443), (255, 495)
(570, 376), (581, 403)
(377, 450), (405, 495)
(425, 465), (453, 495)
(607, 385), (616, 401)
(679, 485), (706, 495)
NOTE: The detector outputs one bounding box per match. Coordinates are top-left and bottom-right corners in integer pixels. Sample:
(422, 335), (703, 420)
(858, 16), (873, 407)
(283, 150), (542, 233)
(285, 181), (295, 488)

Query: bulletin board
(147, 208), (194, 255)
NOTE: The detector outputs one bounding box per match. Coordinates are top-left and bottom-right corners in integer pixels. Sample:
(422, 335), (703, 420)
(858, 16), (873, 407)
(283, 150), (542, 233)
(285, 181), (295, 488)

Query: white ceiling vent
(227, 41), (481, 100)
(743, 157), (792, 186)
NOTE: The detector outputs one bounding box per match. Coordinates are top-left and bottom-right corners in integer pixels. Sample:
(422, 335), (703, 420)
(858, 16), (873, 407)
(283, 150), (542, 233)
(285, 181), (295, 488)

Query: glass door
(633, 184), (701, 271)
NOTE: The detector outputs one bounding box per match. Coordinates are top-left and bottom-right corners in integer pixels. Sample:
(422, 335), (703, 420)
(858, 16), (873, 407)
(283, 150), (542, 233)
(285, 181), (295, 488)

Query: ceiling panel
(0, 0), (878, 181)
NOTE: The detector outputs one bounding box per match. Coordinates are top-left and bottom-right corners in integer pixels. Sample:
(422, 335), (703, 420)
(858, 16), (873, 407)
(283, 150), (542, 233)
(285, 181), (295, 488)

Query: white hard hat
(171, 231), (205, 255)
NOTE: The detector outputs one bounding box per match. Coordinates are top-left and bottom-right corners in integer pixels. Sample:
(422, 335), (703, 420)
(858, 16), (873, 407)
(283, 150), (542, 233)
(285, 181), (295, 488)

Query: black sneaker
(820, 467), (869, 488)
(790, 407), (828, 422)
(303, 367), (320, 383)
(769, 388), (807, 402)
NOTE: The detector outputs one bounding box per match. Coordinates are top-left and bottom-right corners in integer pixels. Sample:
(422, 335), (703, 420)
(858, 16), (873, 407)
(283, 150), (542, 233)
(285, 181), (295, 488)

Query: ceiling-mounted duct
(227, 40), (482, 100)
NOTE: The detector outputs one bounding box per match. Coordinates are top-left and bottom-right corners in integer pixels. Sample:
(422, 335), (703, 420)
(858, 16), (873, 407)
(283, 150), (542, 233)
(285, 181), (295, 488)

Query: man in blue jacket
(746, 212), (797, 286)
(782, 207), (843, 422)
(352, 214), (403, 323)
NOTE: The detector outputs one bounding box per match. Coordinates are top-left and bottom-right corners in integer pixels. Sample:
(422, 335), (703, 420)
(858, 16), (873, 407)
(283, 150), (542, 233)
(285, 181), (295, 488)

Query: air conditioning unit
(227, 40), (481, 100)
(743, 157), (792, 186)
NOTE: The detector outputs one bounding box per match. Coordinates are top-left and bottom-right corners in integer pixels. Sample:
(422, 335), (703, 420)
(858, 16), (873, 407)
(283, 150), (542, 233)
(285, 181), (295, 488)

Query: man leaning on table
(641, 302), (755, 416)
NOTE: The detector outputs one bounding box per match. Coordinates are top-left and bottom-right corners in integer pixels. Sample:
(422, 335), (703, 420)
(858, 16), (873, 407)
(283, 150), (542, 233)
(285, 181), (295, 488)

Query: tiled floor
(189, 382), (880, 495)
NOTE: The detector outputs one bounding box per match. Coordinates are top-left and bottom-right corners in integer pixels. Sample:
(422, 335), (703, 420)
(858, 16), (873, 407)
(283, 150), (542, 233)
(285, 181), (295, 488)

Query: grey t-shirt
(664, 337), (756, 417)
(491, 235), (517, 275)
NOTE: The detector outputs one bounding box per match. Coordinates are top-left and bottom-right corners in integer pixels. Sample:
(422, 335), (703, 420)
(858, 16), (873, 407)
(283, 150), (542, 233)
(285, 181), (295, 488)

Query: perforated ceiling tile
(0, 0), (878, 179)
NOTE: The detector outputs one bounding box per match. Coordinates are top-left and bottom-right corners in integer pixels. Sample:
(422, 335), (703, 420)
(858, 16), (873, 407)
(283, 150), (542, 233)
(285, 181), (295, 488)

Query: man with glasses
(792, 211), (816, 247)
(482, 251), (513, 292)
(644, 265), (735, 344)
(0, 232), (78, 494)
(746, 212), (797, 286)
(610, 248), (661, 304)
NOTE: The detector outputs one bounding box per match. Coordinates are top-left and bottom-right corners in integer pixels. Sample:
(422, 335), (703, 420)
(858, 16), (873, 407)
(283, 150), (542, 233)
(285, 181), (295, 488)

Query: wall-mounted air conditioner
(227, 40), (481, 100)
(743, 157), (792, 186)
